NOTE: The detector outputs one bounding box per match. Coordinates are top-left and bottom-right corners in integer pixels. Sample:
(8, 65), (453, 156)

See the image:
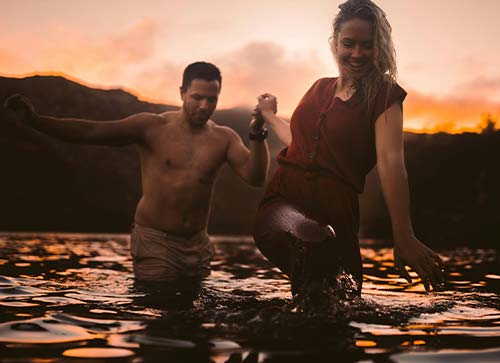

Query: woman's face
(334, 18), (375, 80)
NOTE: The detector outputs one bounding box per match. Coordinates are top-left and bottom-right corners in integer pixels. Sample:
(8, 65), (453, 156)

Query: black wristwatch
(249, 127), (268, 142)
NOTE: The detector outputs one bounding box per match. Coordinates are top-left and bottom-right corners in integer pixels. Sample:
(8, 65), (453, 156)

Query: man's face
(180, 79), (220, 128)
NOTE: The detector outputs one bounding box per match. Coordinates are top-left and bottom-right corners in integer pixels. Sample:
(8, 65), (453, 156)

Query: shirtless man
(4, 62), (271, 282)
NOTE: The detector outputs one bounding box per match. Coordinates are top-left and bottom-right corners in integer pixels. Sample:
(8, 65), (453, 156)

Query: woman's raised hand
(257, 93), (277, 115)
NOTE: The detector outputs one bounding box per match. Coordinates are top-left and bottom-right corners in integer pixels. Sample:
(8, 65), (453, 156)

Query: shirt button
(312, 134), (319, 142)
(307, 152), (314, 160)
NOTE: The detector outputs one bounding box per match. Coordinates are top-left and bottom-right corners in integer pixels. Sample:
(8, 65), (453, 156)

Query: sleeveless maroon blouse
(277, 77), (407, 193)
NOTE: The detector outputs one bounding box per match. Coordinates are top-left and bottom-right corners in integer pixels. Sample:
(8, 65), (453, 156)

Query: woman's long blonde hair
(330, 0), (397, 109)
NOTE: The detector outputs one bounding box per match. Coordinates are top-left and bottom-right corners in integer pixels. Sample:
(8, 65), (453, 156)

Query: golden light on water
(0, 233), (499, 361)
(401, 340), (427, 346)
(387, 274), (400, 278)
(0, 301), (38, 307)
(471, 282), (487, 287)
(485, 274), (500, 280)
(62, 347), (135, 358)
(355, 340), (377, 347)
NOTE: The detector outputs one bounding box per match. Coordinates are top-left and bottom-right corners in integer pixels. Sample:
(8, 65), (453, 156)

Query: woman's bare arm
(375, 102), (445, 291)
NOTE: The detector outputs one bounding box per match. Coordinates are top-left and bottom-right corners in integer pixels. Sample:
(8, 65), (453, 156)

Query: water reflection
(0, 232), (498, 362)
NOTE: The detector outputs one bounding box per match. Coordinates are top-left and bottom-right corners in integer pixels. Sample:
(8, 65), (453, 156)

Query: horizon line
(1, 71), (498, 136)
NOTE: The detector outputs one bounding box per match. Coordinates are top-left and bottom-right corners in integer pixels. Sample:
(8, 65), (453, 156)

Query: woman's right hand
(393, 235), (445, 292)
(257, 93), (278, 116)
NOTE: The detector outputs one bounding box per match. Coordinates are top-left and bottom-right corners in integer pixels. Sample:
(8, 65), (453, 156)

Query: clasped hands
(250, 93), (277, 132)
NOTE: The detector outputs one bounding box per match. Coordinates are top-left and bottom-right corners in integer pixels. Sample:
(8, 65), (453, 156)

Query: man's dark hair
(181, 62), (222, 92)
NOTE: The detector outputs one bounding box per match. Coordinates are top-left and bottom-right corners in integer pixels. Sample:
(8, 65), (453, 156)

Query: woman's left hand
(393, 235), (445, 292)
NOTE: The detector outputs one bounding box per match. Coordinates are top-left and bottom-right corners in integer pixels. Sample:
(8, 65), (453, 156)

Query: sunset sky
(1, 0), (499, 132)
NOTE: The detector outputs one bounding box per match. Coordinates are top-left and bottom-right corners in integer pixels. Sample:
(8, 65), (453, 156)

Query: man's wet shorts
(130, 224), (215, 282)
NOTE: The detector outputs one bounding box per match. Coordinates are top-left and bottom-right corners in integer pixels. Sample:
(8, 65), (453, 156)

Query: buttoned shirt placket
(306, 90), (337, 174)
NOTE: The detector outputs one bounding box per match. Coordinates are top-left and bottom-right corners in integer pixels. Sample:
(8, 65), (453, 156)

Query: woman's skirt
(253, 165), (362, 297)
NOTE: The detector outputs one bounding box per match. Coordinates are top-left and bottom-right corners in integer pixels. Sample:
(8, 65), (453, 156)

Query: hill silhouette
(0, 75), (498, 247)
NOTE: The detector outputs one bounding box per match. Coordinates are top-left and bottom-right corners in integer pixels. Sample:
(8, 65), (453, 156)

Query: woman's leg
(253, 198), (337, 295)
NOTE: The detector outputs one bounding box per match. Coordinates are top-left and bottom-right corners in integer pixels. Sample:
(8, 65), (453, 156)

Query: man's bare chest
(148, 130), (227, 174)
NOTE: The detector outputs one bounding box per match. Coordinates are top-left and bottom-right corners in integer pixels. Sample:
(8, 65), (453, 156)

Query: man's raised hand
(4, 94), (36, 122)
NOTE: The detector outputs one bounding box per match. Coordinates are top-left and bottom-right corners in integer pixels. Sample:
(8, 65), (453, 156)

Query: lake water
(0, 232), (499, 362)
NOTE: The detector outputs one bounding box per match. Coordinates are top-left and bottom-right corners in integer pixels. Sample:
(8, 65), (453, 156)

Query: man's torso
(134, 111), (230, 236)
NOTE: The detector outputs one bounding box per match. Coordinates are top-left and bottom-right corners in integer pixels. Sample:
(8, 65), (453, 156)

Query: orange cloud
(47, 19), (159, 82)
(0, 19), (160, 86)
(403, 88), (500, 133)
(0, 49), (26, 75)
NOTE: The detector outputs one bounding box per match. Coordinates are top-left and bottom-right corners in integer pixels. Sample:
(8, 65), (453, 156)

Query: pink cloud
(130, 41), (329, 113)
(214, 42), (327, 113)
(455, 76), (500, 101)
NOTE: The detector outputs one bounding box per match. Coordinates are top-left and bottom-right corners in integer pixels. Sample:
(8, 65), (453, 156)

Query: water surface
(0, 232), (499, 362)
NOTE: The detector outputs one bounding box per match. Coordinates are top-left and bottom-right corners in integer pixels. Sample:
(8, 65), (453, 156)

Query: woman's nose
(352, 45), (362, 57)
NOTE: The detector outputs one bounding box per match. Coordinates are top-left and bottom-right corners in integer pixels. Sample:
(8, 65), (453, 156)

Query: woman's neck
(335, 75), (357, 99)
(336, 75), (356, 92)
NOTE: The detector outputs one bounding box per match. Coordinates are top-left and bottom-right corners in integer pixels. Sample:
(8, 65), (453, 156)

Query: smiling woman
(253, 0), (445, 309)
(330, 0), (397, 109)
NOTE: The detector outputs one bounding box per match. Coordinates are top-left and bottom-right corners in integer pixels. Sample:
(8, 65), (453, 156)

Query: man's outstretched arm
(4, 94), (158, 146)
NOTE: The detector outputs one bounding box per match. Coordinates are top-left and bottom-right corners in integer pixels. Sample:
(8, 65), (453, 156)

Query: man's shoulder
(209, 121), (230, 131)
(155, 111), (180, 124)
(137, 111), (181, 132)
(126, 111), (166, 126)
(208, 121), (240, 141)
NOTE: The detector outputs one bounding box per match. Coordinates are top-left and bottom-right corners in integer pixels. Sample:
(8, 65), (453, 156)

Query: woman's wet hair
(331, 0), (397, 109)
(181, 62), (222, 92)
